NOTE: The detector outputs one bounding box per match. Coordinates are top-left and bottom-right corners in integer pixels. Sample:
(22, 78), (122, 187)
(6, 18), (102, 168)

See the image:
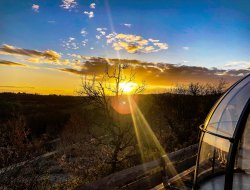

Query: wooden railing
(75, 144), (198, 190)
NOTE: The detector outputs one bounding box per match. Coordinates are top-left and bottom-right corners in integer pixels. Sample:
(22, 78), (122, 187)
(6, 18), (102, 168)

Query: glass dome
(194, 74), (250, 190)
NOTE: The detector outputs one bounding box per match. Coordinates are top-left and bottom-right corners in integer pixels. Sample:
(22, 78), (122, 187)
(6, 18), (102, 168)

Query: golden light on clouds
(106, 33), (168, 53)
(0, 44), (248, 95)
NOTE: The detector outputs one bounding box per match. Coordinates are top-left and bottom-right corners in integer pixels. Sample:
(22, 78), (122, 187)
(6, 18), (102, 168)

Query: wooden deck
(75, 144), (198, 190)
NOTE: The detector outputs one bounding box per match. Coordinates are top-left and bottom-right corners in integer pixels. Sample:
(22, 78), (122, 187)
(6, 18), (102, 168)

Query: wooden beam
(75, 144), (198, 190)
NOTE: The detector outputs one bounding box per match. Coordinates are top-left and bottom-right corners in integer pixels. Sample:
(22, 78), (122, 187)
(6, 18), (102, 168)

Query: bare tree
(78, 61), (144, 172)
(215, 78), (227, 94)
(0, 114), (33, 168)
(188, 83), (202, 96)
(171, 78), (227, 96)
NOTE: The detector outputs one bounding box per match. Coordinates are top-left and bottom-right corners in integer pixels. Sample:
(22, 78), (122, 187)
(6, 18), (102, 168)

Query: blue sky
(1, 0), (250, 67)
(0, 0), (250, 94)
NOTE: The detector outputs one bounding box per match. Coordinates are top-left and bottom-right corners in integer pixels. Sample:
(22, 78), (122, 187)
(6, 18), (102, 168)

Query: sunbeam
(128, 95), (186, 187)
(104, 0), (121, 62)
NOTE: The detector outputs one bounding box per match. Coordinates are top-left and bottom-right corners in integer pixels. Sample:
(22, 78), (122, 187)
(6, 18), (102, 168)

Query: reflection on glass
(207, 81), (250, 137)
(237, 113), (250, 172)
(205, 80), (250, 138)
(198, 133), (230, 179)
(198, 77), (250, 181)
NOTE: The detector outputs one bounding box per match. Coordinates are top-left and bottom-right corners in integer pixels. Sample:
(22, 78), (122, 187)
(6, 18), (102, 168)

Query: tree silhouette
(78, 61), (144, 172)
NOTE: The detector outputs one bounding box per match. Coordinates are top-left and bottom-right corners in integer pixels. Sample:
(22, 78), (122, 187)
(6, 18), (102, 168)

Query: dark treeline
(0, 93), (83, 137)
(0, 82), (225, 188)
(0, 86), (221, 165)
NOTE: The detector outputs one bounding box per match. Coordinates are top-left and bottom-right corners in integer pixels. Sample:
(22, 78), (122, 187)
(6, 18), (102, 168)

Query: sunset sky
(1, 0), (250, 95)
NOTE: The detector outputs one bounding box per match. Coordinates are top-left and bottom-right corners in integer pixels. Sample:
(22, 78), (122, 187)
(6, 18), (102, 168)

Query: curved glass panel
(198, 132), (230, 182)
(235, 112), (250, 172)
(206, 76), (250, 138)
(197, 75), (250, 184)
(227, 112), (250, 190)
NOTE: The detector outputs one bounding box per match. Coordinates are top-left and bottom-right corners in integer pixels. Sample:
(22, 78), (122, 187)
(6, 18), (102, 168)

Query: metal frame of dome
(193, 74), (250, 190)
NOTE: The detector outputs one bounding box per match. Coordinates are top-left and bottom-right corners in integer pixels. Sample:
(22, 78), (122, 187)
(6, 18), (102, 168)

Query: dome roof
(194, 74), (250, 190)
(205, 74), (250, 138)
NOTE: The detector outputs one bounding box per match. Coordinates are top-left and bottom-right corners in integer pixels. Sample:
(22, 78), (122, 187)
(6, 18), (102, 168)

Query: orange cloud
(0, 44), (61, 60)
(59, 56), (249, 86)
(0, 59), (26, 67)
(106, 33), (168, 53)
(0, 44), (69, 65)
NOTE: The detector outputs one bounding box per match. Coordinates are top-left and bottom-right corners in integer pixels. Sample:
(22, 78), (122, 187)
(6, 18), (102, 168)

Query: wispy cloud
(96, 35), (101, 40)
(0, 44), (69, 65)
(48, 20), (56, 24)
(62, 37), (79, 50)
(60, 0), (77, 10)
(69, 53), (82, 59)
(84, 11), (94, 18)
(96, 27), (107, 40)
(182, 60), (189, 63)
(90, 3), (96, 9)
(0, 59), (26, 67)
(182, 46), (190, 50)
(106, 33), (168, 53)
(25, 57), (70, 65)
(0, 86), (35, 89)
(81, 39), (88, 47)
(123, 23), (132, 28)
(80, 28), (88, 37)
(0, 44), (61, 60)
(148, 38), (159, 43)
(32, 4), (39, 12)
(225, 60), (250, 70)
(97, 28), (107, 34)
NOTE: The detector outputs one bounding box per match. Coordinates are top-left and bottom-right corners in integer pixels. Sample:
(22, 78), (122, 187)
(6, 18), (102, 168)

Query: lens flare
(104, 1), (184, 186)
(128, 96), (186, 188)
(111, 95), (137, 114)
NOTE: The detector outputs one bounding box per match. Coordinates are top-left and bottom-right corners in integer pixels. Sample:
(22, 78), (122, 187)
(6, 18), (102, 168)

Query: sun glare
(120, 82), (137, 93)
(127, 96), (186, 187)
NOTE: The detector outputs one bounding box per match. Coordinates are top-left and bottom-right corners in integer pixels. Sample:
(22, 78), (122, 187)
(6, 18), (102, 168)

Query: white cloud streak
(182, 46), (190, 50)
(123, 23), (132, 28)
(48, 20), (56, 23)
(84, 11), (94, 18)
(80, 28), (88, 37)
(60, 0), (77, 10)
(32, 4), (39, 12)
(90, 3), (96, 9)
(81, 39), (88, 47)
(62, 37), (79, 50)
(225, 61), (250, 70)
(96, 28), (107, 40)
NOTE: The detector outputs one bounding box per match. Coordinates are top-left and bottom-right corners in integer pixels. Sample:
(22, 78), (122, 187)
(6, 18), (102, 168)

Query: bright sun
(120, 82), (137, 93)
